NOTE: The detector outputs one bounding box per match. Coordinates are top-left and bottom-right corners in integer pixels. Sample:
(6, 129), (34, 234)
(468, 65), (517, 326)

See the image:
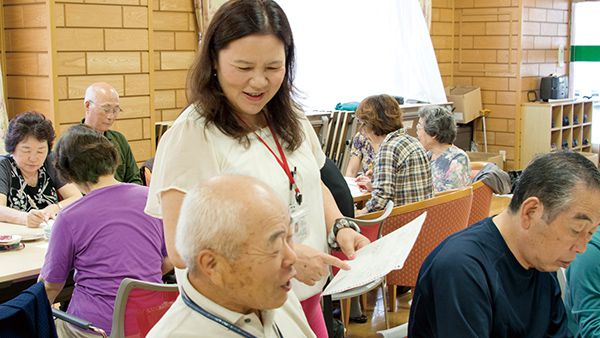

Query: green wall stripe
(571, 45), (600, 62)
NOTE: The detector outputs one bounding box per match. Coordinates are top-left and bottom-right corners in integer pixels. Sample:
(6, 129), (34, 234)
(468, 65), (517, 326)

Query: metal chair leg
(381, 279), (390, 329)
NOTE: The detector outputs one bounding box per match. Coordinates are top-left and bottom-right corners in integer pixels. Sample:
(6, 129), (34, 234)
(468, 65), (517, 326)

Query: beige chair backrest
(381, 187), (473, 288)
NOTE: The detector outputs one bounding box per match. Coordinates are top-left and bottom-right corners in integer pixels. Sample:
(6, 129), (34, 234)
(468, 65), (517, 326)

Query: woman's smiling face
(215, 34), (286, 125)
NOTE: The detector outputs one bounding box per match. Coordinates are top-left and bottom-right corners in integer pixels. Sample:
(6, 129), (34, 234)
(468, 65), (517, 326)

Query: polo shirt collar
(180, 270), (277, 334)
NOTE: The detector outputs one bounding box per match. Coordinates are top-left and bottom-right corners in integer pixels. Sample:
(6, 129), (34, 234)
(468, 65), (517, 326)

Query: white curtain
(276, 0), (446, 111)
(0, 64), (8, 154)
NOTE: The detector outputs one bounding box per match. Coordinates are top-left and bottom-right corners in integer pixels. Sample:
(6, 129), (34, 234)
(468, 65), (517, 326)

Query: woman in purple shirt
(39, 124), (172, 337)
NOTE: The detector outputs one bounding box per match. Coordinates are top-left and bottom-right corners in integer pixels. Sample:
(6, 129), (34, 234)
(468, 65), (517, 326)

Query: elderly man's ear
(519, 196), (545, 230)
(195, 249), (226, 284)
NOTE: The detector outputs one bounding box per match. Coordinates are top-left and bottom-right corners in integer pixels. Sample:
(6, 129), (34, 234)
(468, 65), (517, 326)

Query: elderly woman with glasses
(0, 112), (81, 227)
(416, 106), (471, 193)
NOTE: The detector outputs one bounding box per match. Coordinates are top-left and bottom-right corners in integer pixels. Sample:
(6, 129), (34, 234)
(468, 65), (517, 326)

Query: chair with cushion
(467, 180), (494, 226)
(330, 200), (394, 328)
(54, 277), (179, 337)
(381, 187), (473, 311)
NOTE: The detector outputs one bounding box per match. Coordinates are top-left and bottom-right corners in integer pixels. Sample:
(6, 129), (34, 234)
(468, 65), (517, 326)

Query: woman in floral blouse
(416, 106), (471, 193)
(345, 132), (375, 177)
(0, 112), (81, 227)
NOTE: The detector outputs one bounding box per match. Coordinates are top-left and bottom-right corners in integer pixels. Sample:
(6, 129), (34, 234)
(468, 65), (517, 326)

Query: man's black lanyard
(181, 290), (283, 338)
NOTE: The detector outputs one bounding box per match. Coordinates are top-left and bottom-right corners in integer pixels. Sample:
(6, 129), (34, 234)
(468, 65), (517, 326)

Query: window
(570, 1), (600, 144)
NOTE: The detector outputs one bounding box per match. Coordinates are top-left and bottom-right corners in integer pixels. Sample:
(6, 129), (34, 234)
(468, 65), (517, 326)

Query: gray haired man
(148, 175), (315, 337)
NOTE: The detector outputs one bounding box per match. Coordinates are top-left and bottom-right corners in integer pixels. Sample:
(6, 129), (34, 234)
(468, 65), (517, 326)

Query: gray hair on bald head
(175, 181), (248, 274)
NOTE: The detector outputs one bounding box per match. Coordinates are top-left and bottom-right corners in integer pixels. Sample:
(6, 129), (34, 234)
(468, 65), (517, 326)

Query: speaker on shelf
(540, 74), (568, 102)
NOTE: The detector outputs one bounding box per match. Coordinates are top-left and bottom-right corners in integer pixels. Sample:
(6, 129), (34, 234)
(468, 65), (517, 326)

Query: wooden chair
(321, 110), (355, 169)
(330, 200), (394, 328)
(380, 187), (473, 311)
(468, 180), (494, 225)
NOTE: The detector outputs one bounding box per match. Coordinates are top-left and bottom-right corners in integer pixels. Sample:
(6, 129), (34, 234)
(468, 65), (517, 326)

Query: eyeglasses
(89, 100), (123, 116)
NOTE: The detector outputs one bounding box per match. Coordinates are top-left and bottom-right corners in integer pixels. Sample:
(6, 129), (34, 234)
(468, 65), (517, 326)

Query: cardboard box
(466, 151), (504, 170)
(445, 86), (483, 123)
(580, 152), (599, 168)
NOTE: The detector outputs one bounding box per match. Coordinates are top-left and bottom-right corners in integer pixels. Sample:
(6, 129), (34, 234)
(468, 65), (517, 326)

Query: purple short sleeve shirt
(40, 184), (167, 334)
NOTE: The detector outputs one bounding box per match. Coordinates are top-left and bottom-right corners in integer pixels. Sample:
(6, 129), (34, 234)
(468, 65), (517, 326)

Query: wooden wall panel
(431, 0), (521, 169)
(2, 0), (52, 120)
(68, 75), (125, 98)
(152, 0), (197, 123)
(64, 4), (122, 27)
(86, 52), (142, 74)
(56, 52), (86, 75)
(124, 74), (150, 96)
(520, 1), (570, 100)
(0, 0), (195, 161)
(55, 28), (104, 51)
(8, 98), (50, 116)
(105, 29), (149, 50)
(54, 0), (154, 163)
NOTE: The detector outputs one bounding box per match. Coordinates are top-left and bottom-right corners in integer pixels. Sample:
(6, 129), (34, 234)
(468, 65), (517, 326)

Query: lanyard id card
(290, 203), (309, 243)
(289, 170), (308, 243)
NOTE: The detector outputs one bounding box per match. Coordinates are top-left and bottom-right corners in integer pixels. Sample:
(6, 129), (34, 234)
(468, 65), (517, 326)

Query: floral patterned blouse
(429, 145), (471, 193)
(0, 155), (65, 211)
(349, 132), (375, 175)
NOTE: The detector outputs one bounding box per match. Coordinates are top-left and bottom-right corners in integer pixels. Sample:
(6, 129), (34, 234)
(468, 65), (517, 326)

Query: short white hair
(175, 182), (248, 273)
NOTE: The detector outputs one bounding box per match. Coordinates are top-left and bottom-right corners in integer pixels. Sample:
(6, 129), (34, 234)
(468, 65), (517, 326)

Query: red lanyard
(254, 125), (303, 205)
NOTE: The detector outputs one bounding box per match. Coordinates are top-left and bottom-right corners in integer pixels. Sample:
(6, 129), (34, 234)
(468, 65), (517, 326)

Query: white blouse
(145, 105), (328, 300)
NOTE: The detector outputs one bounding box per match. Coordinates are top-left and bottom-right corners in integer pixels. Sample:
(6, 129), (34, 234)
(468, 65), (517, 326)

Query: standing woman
(145, 0), (368, 336)
(0, 112), (81, 227)
(416, 106), (471, 193)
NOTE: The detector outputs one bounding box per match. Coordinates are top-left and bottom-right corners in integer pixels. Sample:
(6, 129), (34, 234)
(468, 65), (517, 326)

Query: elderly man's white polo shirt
(147, 272), (316, 338)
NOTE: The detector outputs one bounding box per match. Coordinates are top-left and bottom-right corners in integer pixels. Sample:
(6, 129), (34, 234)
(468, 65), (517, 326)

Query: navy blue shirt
(408, 217), (571, 338)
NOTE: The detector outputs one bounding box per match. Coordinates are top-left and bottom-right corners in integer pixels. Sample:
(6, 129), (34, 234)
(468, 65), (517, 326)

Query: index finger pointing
(322, 253), (351, 271)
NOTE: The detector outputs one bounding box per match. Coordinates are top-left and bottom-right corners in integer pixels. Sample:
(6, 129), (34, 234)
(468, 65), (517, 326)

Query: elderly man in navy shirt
(409, 151), (600, 338)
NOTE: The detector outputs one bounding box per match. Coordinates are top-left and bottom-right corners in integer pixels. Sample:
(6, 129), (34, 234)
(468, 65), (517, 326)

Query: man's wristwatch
(327, 218), (361, 249)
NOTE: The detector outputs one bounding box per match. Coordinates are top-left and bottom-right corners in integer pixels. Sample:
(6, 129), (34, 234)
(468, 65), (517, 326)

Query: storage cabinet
(521, 99), (594, 166)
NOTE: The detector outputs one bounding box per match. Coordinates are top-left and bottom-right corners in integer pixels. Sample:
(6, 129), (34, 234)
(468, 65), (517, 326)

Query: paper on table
(323, 212), (426, 296)
(344, 176), (364, 197)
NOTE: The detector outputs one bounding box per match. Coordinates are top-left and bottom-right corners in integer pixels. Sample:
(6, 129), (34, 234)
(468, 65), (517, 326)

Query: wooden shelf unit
(521, 99), (594, 166)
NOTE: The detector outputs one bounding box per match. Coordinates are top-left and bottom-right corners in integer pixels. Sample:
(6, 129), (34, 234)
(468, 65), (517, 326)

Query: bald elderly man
(148, 175), (315, 337)
(83, 82), (142, 184)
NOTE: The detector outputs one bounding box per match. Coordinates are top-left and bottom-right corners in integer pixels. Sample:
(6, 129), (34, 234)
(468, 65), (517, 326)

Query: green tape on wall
(571, 45), (600, 62)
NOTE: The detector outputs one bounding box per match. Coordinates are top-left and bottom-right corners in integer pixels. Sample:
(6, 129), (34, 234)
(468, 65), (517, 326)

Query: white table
(0, 222), (47, 284)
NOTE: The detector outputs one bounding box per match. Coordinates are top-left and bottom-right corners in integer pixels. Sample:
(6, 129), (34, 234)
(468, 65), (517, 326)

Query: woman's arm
(322, 181), (369, 258)
(161, 189), (187, 269)
(57, 183), (82, 207)
(345, 155), (362, 177)
(0, 194), (28, 225)
(38, 276), (65, 304)
(42, 184), (83, 217)
(161, 256), (174, 275)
